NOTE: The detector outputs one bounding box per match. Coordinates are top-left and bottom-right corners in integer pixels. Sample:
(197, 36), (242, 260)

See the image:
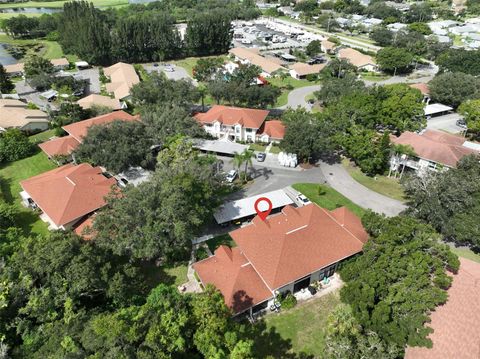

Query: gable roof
(4, 63), (24, 74)
(194, 105), (269, 129)
(257, 120), (286, 140)
(409, 83), (430, 96)
(338, 47), (376, 68)
(62, 110), (136, 142)
(230, 204), (368, 289)
(20, 163), (117, 227)
(193, 246), (272, 313)
(321, 40), (336, 51)
(391, 130), (477, 168)
(104, 62), (140, 100)
(77, 94), (122, 110)
(289, 62), (326, 76)
(229, 47), (284, 74)
(38, 135), (80, 158)
(0, 99), (27, 108)
(0, 105), (48, 130)
(405, 258), (480, 359)
(50, 58), (69, 67)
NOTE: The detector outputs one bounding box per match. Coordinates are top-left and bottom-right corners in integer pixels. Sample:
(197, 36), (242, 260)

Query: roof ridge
(323, 206), (365, 245)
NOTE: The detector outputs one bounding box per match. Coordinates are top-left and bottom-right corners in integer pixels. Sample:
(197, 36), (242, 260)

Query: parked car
(225, 170), (238, 183)
(256, 152), (266, 162)
(164, 65), (175, 72)
(296, 194), (311, 206)
(153, 63), (159, 67)
(456, 118), (467, 129)
(241, 39), (252, 44)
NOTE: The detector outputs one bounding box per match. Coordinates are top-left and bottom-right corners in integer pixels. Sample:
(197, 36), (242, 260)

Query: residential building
(194, 105), (269, 143)
(409, 83), (430, 103)
(390, 129), (479, 174)
(405, 258), (480, 359)
(0, 99), (49, 132)
(321, 39), (337, 54)
(194, 203), (368, 315)
(50, 58), (70, 71)
(425, 103), (453, 118)
(256, 120), (286, 143)
(4, 58), (70, 76)
(387, 22), (407, 32)
(289, 62), (326, 79)
(38, 111), (136, 160)
(338, 48), (377, 72)
(228, 47), (285, 77)
(104, 62), (140, 100)
(77, 94), (124, 111)
(20, 163), (117, 230)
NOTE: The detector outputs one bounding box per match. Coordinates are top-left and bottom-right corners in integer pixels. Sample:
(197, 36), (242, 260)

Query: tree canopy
(340, 213), (459, 348)
(428, 72), (480, 108)
(376, 47), (414, 74)
(0, 129), (34, 163)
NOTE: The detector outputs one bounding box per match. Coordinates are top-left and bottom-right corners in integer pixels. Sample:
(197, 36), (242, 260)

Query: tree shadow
(0, 174), (14, 203)
(232, 290), (254, 314)
(317, 151), (341, 165)
(246, 319), (314, 359)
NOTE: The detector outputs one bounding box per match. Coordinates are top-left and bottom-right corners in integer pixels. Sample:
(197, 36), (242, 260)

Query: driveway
(319, 162), (406, 217)
(427, 113), (464, 134)
(143, 63), (197, 84)
(281, 85), (321, 111)
(74, 68), (100, 94)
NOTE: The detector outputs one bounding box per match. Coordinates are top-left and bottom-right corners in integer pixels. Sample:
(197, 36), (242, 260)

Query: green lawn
(29, 129), (56, 144)
(450, 247), (480, 264)
(268, 76), (314, 107)
(342, 159), (405, 202)
(206, 233), (236, 252)
(142, 262), (189, 288)
(269, 145), (281, 154)
(172, 55), (227, 77)
(292, 183), (366, 217)
(0, 151), (56, 236)
(255, 291), (341, 358)
(0, 0), (128, 9)
(360, 72), (391, 82)
(0, 34), (67, 60)
(249, 143), (267, 152)
(0, 12), (42, 19)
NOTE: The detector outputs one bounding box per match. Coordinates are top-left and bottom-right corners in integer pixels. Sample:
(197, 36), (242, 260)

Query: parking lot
(143, 63), (196, 83)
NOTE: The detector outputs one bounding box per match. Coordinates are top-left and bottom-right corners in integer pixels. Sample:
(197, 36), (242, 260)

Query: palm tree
(389, 144), (416, 179)
(233, 151), (244, 172)
(198, 84), (207, 112)
(241, 149), (254, 182)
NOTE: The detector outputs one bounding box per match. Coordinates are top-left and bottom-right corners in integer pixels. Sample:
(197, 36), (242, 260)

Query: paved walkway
(320, 162), (406, 217)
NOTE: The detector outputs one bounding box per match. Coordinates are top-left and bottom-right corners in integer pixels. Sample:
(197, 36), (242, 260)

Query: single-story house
(0, 99), (49, 132)
(20, 163), (117, 230)
(50, 58), (70, 71)
(405, 258), (480, 359)
(321, 39), (337, 54)
(289, 62), (326, 79)
(256, 120), (286, 143)
(425, 103), (453, 118)
(194, 105), (269, 143)
(390, 129), (479, 174)
(338, 48), (377, 72)
(77, 94), (124, 111)
(3, 63), (25, 77)
(194, 203), (368, 315)
(228, 47), (285, 77)
(387, 22), (407, 32)
(409, 83), (430, 103)
(104, 62), (140, 101)
(38, 110), (136, 160)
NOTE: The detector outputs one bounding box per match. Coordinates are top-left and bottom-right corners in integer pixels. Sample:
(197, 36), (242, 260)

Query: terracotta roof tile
(391, 130), (477, 168)
(193, 246), (272, 313)
(257, 120), (286, 140)
(62, 110), (136, 142)
(409, 83), (430, 96)
(38, 135), (80, 158)
(230, 204), (367, 289)
(20, 163), (117, 227)
(194, 105), (269, 129)
(405, 258), (480, 359)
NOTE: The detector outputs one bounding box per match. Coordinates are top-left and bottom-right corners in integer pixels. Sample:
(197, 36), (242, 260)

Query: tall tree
(429, 72), (480, 108)
(0, 64), (14, 93)
(185, 10), (233, 56)
(0, 129), (34, 163)
(376, 47), (414, 75)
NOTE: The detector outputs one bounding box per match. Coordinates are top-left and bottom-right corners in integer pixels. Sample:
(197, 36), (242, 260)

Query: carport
(193, 139), (249, 157)
(213, 189), (294, 224)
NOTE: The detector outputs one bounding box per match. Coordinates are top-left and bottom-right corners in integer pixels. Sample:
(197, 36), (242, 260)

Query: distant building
(104, 62), (140, 101)
(321, 39), (337, 54)
(338, 47), (377, 72)
(77, 94), (124, 111)
(228, 47), (285, 77)
(289, 62), (326, 79)
(0, 99), (49, 132)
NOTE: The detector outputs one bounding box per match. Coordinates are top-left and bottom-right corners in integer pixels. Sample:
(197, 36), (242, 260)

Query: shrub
(279, 292), (297, 310)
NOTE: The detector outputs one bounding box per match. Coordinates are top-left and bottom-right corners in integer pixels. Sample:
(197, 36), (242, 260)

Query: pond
(0, 7), (62, 14)
(0, 43), (18, 66)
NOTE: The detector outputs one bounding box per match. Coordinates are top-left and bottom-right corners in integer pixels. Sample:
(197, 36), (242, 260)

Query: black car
(456, 119), (467, 129)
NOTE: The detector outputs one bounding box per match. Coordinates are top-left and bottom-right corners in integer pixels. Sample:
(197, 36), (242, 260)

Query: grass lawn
(450, 247), (480, 264)
(0, 34), (67, 60)
(0, 151), (56, 236)
(0, 0), (128, 8)
(342, 159), (405, 202)
(268, 76), (314, 107)
(172, 55), (227, 77)
(269, 145), (281, 154)
(292, 183), (366, 217)
(206, 233), (236, 252)
(360, 72), (391, 82)
(0, 12), (42, 19)
(29, 129), (56, 144)
(249, 143), (267, 152)
(255, 291), (341, 358)
(142, 262), (189, 288)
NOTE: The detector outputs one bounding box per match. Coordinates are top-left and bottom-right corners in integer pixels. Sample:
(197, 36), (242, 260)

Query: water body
(0, 44), (17, 66)
(0, 7), (62, 14)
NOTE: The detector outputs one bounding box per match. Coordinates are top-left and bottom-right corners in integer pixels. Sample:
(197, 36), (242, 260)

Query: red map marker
(254, 197), (273, 221)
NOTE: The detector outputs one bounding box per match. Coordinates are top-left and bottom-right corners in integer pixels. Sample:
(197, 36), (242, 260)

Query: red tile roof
(194, 105), (269, 129)
(38, 135), (80, 158)
(391, 130), (476, 168)
(409, 83), (430, 96)
(20, 163), (117, 227)
(405, 258), (480, 359)
(230, 204), (368, 289)
(73, 215), (96, 240)
(62, 110), (136, 142)
(193, 246), (272, 313)
(258, 120), (286, 140)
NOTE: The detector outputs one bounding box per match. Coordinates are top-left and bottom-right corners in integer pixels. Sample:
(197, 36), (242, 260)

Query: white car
(225, 170), (238, 183)
(241, 39), (252, 44)
(296, 194), (311, 206)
